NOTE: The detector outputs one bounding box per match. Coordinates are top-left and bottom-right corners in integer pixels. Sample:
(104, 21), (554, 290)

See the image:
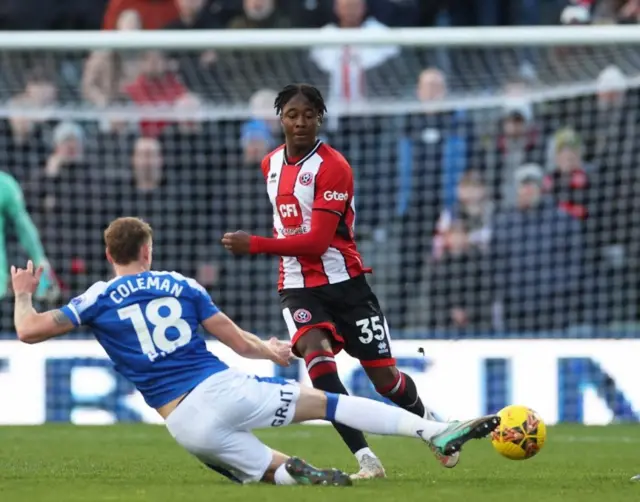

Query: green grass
(0, 424), (638, 501)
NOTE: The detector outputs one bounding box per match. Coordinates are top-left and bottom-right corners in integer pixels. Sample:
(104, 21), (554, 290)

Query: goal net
(0, 27), (638, 425)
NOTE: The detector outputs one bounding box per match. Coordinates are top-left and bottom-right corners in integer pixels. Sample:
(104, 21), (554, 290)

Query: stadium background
(0, 0), (639, 426)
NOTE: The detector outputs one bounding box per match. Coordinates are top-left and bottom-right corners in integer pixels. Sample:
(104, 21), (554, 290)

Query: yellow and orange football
(491, 405), (547, 460)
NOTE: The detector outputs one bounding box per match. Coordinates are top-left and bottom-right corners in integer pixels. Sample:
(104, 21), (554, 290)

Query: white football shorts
(164, 368), (301, 483)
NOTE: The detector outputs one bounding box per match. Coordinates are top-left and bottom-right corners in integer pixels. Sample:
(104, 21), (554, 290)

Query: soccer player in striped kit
(223, 84), (459, 479)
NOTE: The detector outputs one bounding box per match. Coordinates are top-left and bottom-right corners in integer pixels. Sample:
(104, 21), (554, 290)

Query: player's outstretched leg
(293, 386), (500, 460)
(296, 328), (385, 479)
(364, 364), (459, 468)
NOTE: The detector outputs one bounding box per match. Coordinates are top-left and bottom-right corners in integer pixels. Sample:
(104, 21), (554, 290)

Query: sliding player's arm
(11, 261), (74, 344)
(191, 278), (291, 365)
(201, 312), (290, 365)
(14, 299), (75, 344)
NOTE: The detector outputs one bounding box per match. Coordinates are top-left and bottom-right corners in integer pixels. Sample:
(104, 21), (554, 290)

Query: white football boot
(350, 453), (386, 480)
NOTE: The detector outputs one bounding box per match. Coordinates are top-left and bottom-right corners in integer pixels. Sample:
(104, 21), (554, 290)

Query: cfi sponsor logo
(293, 308), (312, 324)
(299, 172), (314, 186)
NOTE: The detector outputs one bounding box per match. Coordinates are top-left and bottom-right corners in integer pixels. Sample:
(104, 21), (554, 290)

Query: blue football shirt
(60, 270), (229, 408)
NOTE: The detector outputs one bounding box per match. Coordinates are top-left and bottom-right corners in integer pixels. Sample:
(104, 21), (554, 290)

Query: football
(491, 405), (547, 460)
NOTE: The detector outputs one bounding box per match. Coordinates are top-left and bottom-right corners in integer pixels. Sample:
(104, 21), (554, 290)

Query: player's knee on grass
(292, 385), (329, 423)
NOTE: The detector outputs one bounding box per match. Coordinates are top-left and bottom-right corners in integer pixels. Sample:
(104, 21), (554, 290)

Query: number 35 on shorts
(355, 315), (390, 345)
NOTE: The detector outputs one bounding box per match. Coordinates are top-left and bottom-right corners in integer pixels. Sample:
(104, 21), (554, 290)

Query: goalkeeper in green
(0, 171), (59, 300)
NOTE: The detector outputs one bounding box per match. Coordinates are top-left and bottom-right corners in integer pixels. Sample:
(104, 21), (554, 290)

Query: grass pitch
(0, 424), (638, 502)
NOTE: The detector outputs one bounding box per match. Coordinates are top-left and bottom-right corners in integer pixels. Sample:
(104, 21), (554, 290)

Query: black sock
(305, 350), (369, 454)
(378, 372), (426, 418)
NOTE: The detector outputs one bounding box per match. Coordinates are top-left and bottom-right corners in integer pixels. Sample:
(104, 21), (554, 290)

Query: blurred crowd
(3, 0), (638, 32)
(0, 0), (638, 337)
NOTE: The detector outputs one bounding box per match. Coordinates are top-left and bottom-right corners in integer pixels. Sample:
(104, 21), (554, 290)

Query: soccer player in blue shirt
(11, 217), (499, 486)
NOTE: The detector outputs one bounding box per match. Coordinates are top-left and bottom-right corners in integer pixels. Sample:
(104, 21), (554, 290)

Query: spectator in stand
(0, 100), (49, 182)
(561, 0), (640, 24)
(2, 68), (58, 181)
(490, 163), (583, 332)
(560, 0), (594, 23)
(0, 0), (106, 30)
(280, 0), (333, 27)
(27, 122), (104, 292)
(82, 9), (142, 108)
(480, 98), (543, 209)
(433, 170), (493, 260)
(165, 0), (224, 28)
(582, 65), (640, 322)
(214, 94), (278, 332)
(447, 0), (524, 26)
(241, 88), (279, 165)
(502, 75), (533, 98)
(10, 67), (57, 117)
(543, 128), (592, 221)
(367, 0), (420, 26)
(582, 66), (637, 171)
(227, 0), (290, 29)
(416, 0), (448, 26)
(394, 67), (472, 328)
(124, 50), (187, 136)
(102, 0), (178, 29)
(110, 136), (198, 274)
(429, 221), (492, 333)
(161, 92), (214, 183)
(309, 0), (399, 102)
(160, 92), (221, 288)
(164, 0), (222, 95)
(31, 122), (87, 213)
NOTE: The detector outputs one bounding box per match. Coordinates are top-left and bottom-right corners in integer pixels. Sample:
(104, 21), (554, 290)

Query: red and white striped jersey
(261, 140), (368, 290)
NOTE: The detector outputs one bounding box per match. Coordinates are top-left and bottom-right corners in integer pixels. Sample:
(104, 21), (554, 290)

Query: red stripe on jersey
(297, 166), (340, 288)
(277, 163), (305, 288)
(278, 163), (301, 194)
(298, 256), (330, 288)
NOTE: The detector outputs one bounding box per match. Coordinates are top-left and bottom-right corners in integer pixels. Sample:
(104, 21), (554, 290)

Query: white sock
(424, 406), (440, 421)
(354, 447), (376, 464)
(274, 463), (297, 485)
(332, 395), (448, 440)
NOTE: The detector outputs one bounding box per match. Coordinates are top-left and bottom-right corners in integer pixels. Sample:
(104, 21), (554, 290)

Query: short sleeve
(313, 161), (353, 216)
(59, 282), (107, 327)
(188, 280), (220, 323)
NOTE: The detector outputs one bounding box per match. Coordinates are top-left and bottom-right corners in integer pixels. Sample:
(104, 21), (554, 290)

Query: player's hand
(267, 337), (294, 367)
(222, 231), (251, 255)
(11, 260), (44, 296)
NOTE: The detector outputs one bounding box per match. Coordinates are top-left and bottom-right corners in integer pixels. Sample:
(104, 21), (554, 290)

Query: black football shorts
(279, 275), (395, 367)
